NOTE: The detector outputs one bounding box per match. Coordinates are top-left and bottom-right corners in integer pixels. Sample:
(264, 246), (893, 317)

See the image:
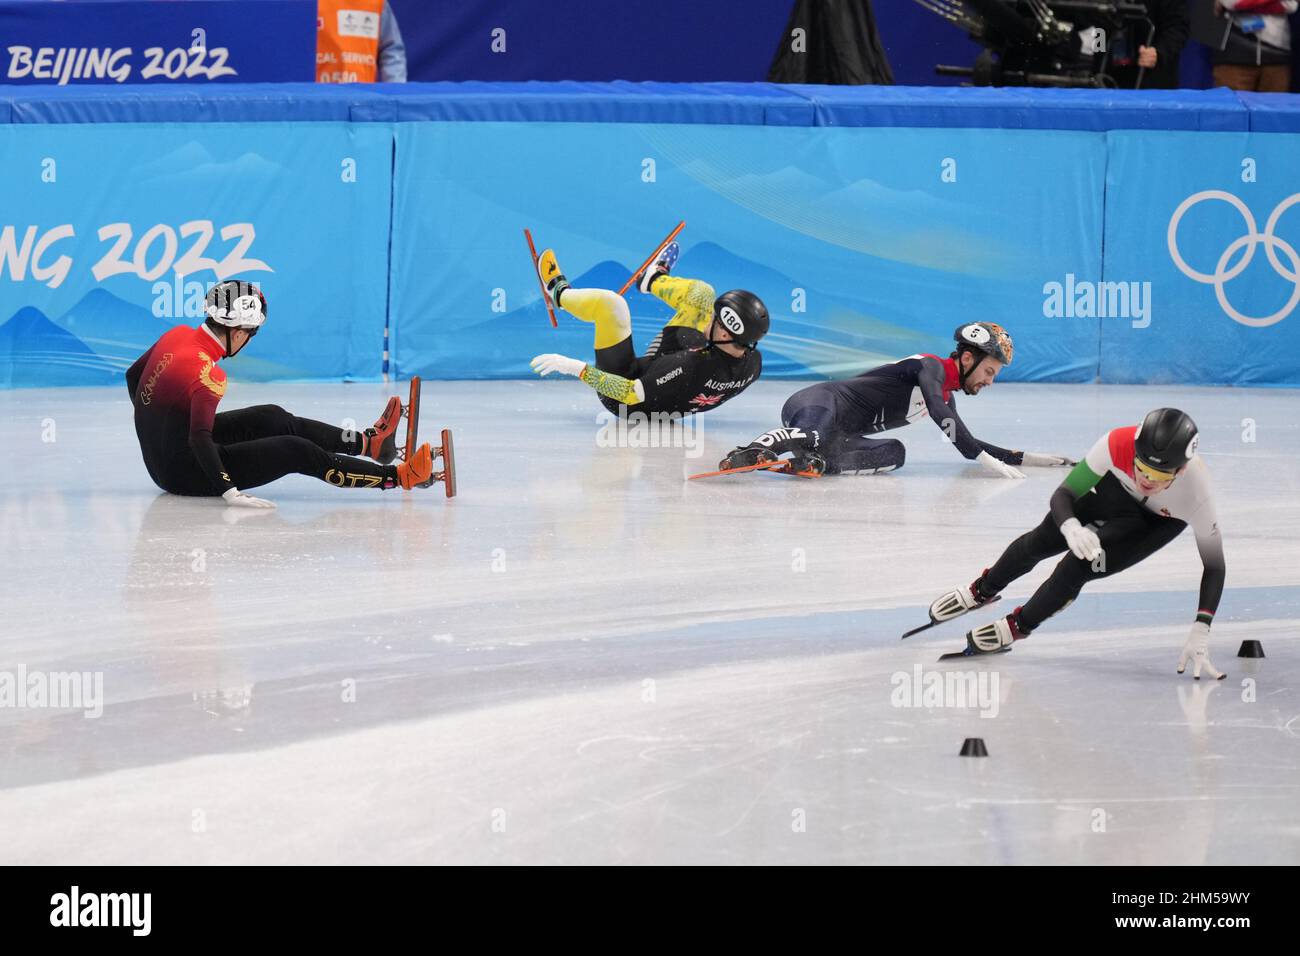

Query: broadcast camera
(912, 0), (1157, 88)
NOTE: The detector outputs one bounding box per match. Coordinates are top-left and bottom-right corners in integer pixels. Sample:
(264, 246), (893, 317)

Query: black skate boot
(717, 444), (778, 472)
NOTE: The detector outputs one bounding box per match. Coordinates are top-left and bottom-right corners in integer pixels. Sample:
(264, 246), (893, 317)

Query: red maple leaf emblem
(689, 393), (723, 407)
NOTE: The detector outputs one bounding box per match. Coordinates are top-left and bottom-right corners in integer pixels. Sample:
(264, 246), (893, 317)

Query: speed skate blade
(524, 228), (558, 328)
(439, 428), (456, 498)
(901, 595), (1001, 640)
(938, 640), (1012, 662)
(618, 220), (685, 296)
(901, 620), (940, 640)
(402, 376), (421, 462)
(688, 461), (781, 481)
(769, 466), (823, 479)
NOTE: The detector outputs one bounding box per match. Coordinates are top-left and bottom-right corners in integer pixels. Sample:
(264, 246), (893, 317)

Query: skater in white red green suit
(926, 408), (1228, 677)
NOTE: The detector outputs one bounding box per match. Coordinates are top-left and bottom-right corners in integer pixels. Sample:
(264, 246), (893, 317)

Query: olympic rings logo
(1167, 190), (1300, 328)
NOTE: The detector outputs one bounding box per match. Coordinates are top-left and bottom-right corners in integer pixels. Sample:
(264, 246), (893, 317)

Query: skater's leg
(980, 511), (1068, 596)
(219, 436), (398, 491)
(156, 460), (224, 497)
(748, 407), (832, 456)
(536, 248), (638, 354)
(719, 394), (839, 473)
(558, 288), (633, 351)
(781, 403), (836, 449)
(214, 405), (365, 455)
(1016, 514), (1186, 631)
(592, 333), (638, 378)
(982, 473), (1162, 606)
(1091, 515), (1187, 577)
(741, 386), (839, 455)
(829, 435), (906, 475)
(780, 386), (851, 442)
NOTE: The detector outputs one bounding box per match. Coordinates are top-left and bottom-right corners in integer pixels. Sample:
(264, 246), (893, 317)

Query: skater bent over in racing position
(529, 242), (767, 416)
(720, 322), (1072, 478)
(125, 280), (437, 508)
(927, 408), (1227, 677)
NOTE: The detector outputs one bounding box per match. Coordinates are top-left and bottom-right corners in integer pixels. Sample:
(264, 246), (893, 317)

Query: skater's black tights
(982, 475), (1187, 632)
(206, 405), (393, 493)
(212, 404), (361, 452)
(780, 401), (906, 475)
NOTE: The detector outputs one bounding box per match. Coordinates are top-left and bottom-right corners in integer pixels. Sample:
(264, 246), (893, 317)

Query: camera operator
(1107, 0), (1191, 88)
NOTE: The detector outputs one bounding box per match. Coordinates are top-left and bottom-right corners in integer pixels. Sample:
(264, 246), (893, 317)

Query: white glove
(222, 487), (275, 509)
(1059, 517), (1102, 561)
(1021, 452), (1077, 468)
(1178, 621), (1225, 680)
(530, 353), (586, 378)
(976, 450), (1025, 479)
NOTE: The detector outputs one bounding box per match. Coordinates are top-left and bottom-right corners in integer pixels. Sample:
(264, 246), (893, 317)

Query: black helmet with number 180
(712, 290), (769, 350)
(1135, 408), (1199, 481)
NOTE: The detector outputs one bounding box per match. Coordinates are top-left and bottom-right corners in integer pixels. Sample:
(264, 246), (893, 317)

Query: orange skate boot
(395, 443), (435, 490)
(363, 396), (403, 464)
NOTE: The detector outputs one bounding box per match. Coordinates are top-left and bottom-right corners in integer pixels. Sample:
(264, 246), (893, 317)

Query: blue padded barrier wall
(1102, 131), (1300, 386)
(1, 83), (1299, 387)
(389, 122), (1105, 383)
(0, 118), (391, 387)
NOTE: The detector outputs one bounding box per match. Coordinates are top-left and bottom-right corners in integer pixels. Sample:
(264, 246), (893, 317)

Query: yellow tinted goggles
(1134, 458), (1177, 482)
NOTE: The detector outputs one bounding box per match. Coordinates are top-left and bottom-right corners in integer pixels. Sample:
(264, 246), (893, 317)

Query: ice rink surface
(1, 379), (1298, 865)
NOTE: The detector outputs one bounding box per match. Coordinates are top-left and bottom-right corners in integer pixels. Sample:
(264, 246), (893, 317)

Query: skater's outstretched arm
(917, 358), (1021, 478)
(955, 400), (1074, 470)
(531, 354), (645, 406)
(580, 364), (644, 405)
(1178, 498), (1227, 680)
(917, 359), (983, 459)
(1189, 499), (1226, 622)
(972, 433), (1021, 464)
(1194, 538), (1226, 621)
(918, 358), (1071, 476)
(1169, 468), (1226, 677)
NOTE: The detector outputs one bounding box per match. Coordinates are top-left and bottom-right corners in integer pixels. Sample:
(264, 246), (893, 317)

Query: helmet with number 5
(951, 321), (1013, 392)
(953, 322), (1013, 365)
